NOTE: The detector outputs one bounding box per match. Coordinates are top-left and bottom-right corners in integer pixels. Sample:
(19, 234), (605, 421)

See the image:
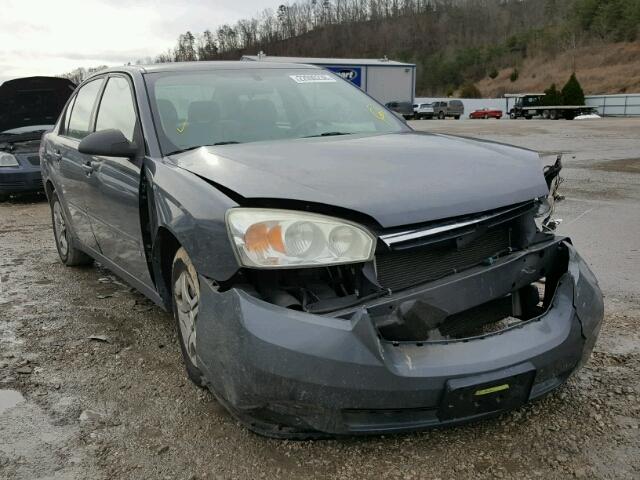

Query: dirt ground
(1, 118), (639, 480)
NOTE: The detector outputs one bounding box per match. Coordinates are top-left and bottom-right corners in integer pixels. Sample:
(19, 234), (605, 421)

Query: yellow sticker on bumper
(474, 384), (510, 396)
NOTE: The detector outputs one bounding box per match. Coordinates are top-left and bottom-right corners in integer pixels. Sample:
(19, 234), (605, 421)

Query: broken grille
(375, 227), (511, 292)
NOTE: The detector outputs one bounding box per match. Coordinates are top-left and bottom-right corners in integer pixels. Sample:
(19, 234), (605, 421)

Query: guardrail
(585, 94), (640, 117)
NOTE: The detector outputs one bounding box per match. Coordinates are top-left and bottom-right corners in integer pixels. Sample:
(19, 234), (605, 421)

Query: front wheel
(172, 247), (205, 386)
(50, 192), (92, 266)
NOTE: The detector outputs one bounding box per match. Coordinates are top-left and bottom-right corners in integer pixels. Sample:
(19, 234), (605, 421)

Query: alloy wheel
(52, 201), (68, 257)
(174, 267), (199, 367)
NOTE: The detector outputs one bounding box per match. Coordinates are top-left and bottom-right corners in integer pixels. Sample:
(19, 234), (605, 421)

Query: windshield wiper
(303, 131), (353, 138)
(167, 141), (242, 156)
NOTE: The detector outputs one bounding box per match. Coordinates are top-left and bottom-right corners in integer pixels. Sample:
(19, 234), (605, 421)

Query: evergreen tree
(561, 73), (585, 106)
(543, 83), (562, 106)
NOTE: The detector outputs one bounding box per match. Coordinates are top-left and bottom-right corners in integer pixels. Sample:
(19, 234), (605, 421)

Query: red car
(469, 108), (503, 119)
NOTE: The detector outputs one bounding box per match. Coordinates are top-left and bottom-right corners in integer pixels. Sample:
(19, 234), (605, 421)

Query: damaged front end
(193, 167), (604, 437)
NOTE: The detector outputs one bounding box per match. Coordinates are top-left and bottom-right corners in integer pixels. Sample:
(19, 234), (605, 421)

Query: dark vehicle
(433, 99), (464, 119)
(0, 76), (76, 198)
(384, 101), (414, 119)
(469, 108), (503, 119)
(41, 62), (603, 438)
(506, 94), (592, 120)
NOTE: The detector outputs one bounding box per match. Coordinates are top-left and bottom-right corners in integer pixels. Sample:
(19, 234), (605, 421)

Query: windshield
(145, 68), (407, 155)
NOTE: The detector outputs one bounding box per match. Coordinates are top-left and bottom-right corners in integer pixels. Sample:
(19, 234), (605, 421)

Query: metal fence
(584, 94), (640, 117)
(414, 94), (640, 119)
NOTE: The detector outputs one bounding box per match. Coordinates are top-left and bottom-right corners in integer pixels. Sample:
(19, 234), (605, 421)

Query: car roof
(85, 61), (321, 80)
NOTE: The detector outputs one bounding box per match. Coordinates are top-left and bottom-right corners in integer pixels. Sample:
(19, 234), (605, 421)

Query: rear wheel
(549, 109), (558, 120)
(50, 192), (92, 266)
(172, 247), (204, 386)
(454, 115), (461, 120)
(542, 110), (550, 119)
(438, 111), (445, 120)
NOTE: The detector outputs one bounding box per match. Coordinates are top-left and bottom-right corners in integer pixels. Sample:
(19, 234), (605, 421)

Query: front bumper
(196, 240), (603, 437)
(0, 161), (43, 194)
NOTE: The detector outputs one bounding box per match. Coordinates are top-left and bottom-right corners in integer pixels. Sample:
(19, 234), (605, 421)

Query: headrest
(156, 99), (178, 126)
(188, 101), (220, 124)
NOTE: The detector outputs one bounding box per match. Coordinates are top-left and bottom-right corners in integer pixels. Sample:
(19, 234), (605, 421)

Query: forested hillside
(154, 0), (640, 96)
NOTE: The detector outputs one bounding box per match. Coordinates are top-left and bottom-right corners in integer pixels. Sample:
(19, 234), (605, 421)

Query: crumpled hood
(172, 132), (549, 228)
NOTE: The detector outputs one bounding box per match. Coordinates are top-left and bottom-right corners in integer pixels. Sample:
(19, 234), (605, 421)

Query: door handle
(53, 150), (63, 161)
(81, 162), (94, 176)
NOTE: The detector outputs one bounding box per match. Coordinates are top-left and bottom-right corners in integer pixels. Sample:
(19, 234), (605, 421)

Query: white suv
(413, 103), (435, 120)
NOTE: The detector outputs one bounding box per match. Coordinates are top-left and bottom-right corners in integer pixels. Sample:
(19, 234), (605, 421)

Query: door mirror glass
(78, 129), (138, 158)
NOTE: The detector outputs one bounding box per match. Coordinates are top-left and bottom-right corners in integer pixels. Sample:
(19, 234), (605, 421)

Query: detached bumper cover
(196, 241), (603, 436)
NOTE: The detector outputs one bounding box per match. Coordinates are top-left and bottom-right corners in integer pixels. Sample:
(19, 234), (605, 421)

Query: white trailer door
(366, 66), (414, 104)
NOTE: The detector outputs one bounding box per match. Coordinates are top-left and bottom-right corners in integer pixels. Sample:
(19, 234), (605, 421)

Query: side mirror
(78, 129), (138, 158)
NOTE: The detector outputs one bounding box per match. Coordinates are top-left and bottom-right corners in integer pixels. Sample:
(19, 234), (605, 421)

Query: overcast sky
(0, 0), (272, 84)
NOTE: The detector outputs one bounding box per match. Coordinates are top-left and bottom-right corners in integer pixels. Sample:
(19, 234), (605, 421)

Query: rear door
(84, 74), (153, 287)
(51, 77), (104, 251)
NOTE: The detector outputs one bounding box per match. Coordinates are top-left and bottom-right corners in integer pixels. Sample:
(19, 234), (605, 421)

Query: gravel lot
(1, 118), (639, 479)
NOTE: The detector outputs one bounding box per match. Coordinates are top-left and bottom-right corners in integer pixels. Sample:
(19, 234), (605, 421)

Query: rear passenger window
(66, 79), (103, 140)
(95, 77), (137, 142)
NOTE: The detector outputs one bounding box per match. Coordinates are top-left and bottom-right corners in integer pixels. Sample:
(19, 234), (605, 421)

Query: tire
(454, 115), (461, 120)
(50, 192), (93, 266)
(542, 110), (550, 119)
(509, 111), (516, 119)
(171, 247), (205, 386)
(438, 111), (445, 120)
(549, 110), (558, 120)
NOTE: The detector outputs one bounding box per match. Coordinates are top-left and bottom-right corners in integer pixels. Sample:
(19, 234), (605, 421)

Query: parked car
(469, 108), (503, 119)
(0, 76), (76, 199)
(413, 102), (435, 119)
(41, 62), (603, 439)
(384, 101), (414, 119)
(433, 99), (464, 119)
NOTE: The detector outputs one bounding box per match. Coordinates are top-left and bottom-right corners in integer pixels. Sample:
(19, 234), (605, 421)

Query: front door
(84, 75), (153, 287)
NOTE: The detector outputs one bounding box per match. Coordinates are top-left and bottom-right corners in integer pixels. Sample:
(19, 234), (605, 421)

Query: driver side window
(95, 76), (137, 142)
(65, 78), (103, 140)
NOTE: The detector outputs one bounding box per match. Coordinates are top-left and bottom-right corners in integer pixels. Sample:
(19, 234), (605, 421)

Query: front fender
(146, 158), (240, 282)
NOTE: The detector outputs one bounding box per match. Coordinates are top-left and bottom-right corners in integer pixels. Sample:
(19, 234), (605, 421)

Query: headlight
(0, 152), (19, 167)
(226, 208), (376, 268)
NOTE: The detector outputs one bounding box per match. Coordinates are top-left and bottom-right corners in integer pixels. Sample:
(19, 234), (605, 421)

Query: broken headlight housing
(0, 152), (19, 167)
(226, 208), (376, 268)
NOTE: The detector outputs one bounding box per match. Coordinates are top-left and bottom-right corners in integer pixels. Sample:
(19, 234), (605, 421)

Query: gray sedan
(40, 62), (603, 438)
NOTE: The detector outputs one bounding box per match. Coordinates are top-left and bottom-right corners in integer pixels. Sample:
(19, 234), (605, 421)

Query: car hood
(171, 132), (549, 228)
(0, 76), (76, 133)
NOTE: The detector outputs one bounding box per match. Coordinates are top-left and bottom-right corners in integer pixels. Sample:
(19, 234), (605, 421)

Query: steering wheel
(291, 117), (332, 136)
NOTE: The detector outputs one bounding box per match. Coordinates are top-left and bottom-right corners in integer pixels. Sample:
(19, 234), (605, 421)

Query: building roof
(242, 55), (415, 67)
